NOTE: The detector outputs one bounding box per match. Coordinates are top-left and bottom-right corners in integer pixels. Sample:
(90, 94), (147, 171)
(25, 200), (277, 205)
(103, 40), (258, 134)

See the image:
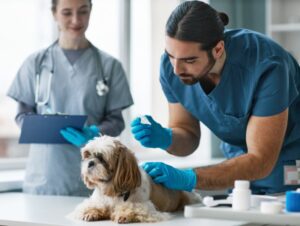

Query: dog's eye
(95, 153), (105, 163)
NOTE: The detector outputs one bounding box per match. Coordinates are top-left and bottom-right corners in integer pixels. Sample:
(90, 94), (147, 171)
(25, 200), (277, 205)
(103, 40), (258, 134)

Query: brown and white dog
(70, 136), (201, 223)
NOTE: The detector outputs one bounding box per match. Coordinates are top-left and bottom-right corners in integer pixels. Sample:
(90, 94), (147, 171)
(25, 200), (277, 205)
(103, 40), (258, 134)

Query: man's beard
(179, 50), (216, 85)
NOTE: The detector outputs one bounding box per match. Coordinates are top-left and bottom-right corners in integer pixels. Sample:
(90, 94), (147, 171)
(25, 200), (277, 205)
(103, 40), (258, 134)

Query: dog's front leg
(70, 199), (111, 221)
(81, 206), (111, 221)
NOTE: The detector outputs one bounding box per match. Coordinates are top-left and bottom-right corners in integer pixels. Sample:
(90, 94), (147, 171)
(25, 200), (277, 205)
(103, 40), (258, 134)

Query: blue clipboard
(19, 114), (87, 144)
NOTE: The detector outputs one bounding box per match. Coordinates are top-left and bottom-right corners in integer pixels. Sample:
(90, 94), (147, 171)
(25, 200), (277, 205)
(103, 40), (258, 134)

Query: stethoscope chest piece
(96, 80), (109, 96)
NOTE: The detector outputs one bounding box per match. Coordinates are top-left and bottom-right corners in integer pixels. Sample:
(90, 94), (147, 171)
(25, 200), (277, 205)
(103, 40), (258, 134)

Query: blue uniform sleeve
(105, 59), (133, 112)
(7, 53), (38, 106)
(15, 102), (36, 128)
(159, 54), (178, 103)
(99, 109), (124, 136)
(252, 57), (298, 116)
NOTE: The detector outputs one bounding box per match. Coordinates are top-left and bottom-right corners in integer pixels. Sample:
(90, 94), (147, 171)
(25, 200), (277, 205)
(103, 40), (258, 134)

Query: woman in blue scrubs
(7, 0), (133, 196)
(131, 1), (300, 194)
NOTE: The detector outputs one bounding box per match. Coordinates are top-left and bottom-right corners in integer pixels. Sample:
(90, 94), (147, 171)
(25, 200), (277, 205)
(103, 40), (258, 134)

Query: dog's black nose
(88, 161), (95, 168)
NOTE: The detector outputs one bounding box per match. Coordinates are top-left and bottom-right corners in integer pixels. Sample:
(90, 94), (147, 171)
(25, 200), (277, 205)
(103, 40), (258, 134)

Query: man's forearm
(167, 128), (200, 156)
(194, 153), (268, 190)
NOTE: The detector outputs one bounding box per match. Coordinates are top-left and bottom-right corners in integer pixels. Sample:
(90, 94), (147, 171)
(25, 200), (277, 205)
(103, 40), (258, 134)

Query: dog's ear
(81, 149), (91, 160)
(107, 141), (141, 196)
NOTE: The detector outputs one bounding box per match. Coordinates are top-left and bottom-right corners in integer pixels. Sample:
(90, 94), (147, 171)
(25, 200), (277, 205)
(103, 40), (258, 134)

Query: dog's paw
(114, 214), (141, 224)
(112, 202), (168, 223)
(117, 215), (132, 224)
(82, 208), (110, 221)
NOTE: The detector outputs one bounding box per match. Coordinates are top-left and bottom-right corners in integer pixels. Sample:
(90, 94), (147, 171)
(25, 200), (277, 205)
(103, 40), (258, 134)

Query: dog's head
(81, 136), (141, 197)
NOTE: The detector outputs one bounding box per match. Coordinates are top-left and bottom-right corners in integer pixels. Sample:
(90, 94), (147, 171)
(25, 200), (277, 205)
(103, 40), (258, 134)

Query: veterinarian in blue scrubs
(131, 1), (300, 194)
(7, 0), (133, 196)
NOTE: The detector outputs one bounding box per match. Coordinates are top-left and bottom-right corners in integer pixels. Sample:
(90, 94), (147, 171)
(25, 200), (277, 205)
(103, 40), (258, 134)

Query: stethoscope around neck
(34, 40), (109, 109)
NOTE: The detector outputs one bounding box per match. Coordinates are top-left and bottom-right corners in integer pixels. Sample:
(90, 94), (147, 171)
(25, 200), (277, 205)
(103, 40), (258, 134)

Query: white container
(260, 201), (283, 214)
(232, 180), (251, 211)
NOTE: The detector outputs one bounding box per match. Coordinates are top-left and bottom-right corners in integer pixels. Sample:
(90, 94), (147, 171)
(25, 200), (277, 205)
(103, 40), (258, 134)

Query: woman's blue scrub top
(160, 29), (300, 194)
(7, 43), (133, 196)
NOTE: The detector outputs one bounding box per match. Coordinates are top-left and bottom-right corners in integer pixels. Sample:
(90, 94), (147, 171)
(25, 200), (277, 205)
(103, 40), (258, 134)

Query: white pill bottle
(232, 180), (251, 211)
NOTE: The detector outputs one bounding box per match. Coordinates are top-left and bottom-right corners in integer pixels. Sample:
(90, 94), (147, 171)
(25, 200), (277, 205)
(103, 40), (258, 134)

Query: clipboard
(19, 114), (87, 144)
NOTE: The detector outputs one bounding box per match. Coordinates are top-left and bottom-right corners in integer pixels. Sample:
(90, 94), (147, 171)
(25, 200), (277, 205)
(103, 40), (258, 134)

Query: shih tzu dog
(70, 136), (201, 223)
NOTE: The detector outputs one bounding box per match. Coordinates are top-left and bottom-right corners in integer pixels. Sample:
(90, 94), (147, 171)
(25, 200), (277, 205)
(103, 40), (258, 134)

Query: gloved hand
(60, 125), (100, 148)
(142, 162), (197, 192)
(131, 115), (172, 150)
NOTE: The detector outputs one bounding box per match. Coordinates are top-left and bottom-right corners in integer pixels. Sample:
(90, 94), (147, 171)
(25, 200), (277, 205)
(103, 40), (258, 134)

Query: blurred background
(0, 0), (299, 172)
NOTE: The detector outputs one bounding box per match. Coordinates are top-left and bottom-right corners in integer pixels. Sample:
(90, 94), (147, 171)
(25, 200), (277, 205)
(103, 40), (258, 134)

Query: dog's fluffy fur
(70, 136), (201, 223)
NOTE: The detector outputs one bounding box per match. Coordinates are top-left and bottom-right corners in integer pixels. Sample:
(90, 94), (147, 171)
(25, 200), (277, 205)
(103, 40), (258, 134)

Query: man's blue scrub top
(160, 29), (300, 194)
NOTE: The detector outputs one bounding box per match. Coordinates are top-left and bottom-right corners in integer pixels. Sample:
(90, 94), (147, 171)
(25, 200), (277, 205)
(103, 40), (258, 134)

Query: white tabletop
(0, 192), (252, 226)
(0, 170), (24, 192)
(185, 203), (300, 226)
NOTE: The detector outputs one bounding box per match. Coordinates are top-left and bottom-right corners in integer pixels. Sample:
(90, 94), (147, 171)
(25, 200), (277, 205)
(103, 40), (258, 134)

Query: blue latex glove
(142, 162), (197, 192)
(131, 115), (172, 150)
(60, 125), (100, 148)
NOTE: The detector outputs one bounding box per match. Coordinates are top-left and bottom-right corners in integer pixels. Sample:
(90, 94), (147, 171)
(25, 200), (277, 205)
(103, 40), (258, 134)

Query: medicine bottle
(232, 180), (251, 211)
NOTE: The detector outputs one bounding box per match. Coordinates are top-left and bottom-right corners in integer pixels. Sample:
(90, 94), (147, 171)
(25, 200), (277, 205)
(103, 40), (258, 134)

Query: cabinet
(266, 0), (300, 62)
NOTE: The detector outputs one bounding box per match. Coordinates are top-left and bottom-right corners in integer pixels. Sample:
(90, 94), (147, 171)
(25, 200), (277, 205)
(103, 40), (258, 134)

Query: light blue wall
(210, 0), (266, 34)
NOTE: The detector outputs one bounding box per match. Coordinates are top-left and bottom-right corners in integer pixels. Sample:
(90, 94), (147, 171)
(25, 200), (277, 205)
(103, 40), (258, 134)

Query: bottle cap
(286, 190), (300, 212)
(234, 180), (250, 189)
